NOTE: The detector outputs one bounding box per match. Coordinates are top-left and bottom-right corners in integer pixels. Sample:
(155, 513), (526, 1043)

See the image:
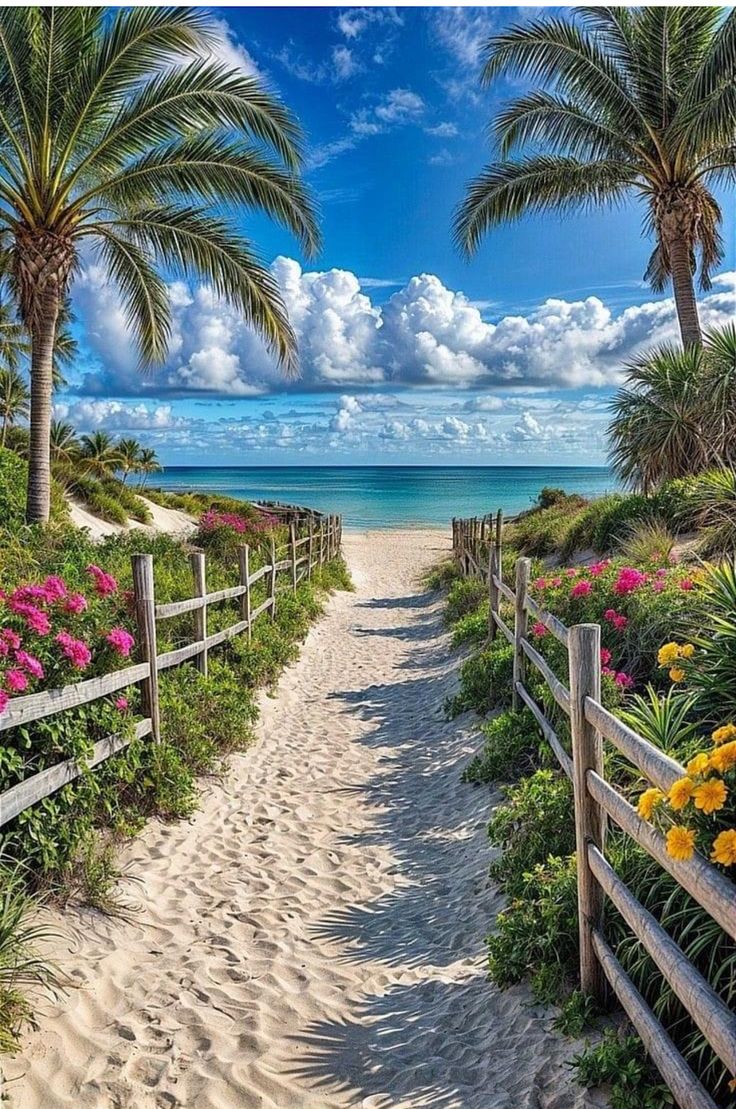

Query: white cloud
(73, 260), (736, 399)
(425, 122), (458, 138)
(332, 45), (361, 80)
(199, 18), (259, 77)
(374, 88), (424, 124)
(55, 399), (182, 432)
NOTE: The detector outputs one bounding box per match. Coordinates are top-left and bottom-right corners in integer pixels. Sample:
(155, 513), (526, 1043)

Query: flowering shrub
(198, 509), (279, 536)
(0, 569), (135, 714)
(637, 721), (736, 868)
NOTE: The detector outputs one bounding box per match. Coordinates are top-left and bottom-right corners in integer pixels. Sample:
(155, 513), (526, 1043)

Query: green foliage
(572, 1030), (675, 1109)
(83, 487), (128, 525)
(424, 558), (460, 591)
(536, 486), (571, 509)
(0, 447), (28, 527)
(462, 709), (542, 784)
(620, 519), (676, 567)
(487, 854), (578, 1001)
(683, 560), (736, 723)
(0, 858), (61, 1052)
(447, 639), (513, 717)
(487, 770), (575, 897)
(445, 577), (486, 623)
(507, 496), (586, 557)
(553, 990), (599, 1037)
(451, 605), (488, 648)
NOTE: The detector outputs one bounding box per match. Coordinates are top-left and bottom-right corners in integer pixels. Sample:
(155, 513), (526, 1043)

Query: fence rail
(452, 512), (736, 1109)
(0, 511), (343, 831)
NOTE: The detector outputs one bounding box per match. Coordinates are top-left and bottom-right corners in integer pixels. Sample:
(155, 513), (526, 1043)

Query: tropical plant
(609, 328), (736, 492)
(686, 467), (736, 557)
(79, 431), (122, 478)
(136, 446), (162, 488)
(116, 438), (141, 483)
(0, 367), (29, 446)
(0, 300), (29, 372)
(455, 7), (736, 348)
(49, 419), (79, 464)
(0, 7), (320, 523)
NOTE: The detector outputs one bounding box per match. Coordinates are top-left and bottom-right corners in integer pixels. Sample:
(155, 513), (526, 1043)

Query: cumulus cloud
(54, 399), (183, 432)
(73, 259), (736, 399)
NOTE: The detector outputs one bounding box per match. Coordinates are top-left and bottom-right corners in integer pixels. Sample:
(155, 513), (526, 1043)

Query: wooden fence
(0, 510), (343, 830)
(452, 512), (736, 1109)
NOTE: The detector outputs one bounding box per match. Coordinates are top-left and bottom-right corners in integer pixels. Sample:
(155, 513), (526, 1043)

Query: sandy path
(6, 530), (603, 1109)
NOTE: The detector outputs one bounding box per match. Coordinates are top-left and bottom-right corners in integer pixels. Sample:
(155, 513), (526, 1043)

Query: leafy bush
(620, 519), (676, 566)
(425, 558), (460, 591)
(507, 498), (586, 557)
(572, 1030), (674, 1109)
(0, 448), (29, 528)
(445, 577), (486, 623)
(487, 854), (578, 1000)
(447, 639), (513, 716)
(463, 709), (542, 784)
(487, 769), (575, 897)
(84, 487), (128, 525)
(536, 486), (572, 509)
(451, 605), (488, 647)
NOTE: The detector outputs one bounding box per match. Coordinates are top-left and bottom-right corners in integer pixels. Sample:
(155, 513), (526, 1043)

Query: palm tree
(455, 8), (735, 349)
(609, 326), (736, 491)
(0, 367), (29, 446)
(79, 431), (123, 478)
(117, 437), (142, 483)
(0, 301), (29, 372)
(0, 8), (320, 523)
(49, 419), (79, 464)
(136, 446), (162, 488)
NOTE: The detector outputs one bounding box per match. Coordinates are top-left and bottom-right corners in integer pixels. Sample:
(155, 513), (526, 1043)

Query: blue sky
(58, 6), (736, 466)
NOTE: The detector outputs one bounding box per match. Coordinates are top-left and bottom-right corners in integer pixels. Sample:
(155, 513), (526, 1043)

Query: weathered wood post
(488, 538), (498, 642)
(308, 525), (314, 580)
(238, 544), (252, 642)
(569, 622), (607, 1004)
(290, 522), (298, 593)
(269, 536), (277, 620)
(131, 554), (161, 743)
(190, 550), (208, 677)
(511, 557), (530, 711)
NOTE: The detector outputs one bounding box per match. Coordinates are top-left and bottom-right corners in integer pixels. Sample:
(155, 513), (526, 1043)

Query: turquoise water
(159, 466), (618, 530)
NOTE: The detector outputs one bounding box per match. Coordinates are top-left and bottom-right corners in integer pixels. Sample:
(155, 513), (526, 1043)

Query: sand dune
(5, 530), (605, 1109)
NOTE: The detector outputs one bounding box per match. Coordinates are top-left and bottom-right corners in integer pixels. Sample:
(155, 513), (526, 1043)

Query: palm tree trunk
(1, 416), (7, 448)
(26, 287), (60, 523)
(667, 229), (702, 348)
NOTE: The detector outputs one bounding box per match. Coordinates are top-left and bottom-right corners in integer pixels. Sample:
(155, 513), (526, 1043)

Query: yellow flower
(710, 741), (736, 774)
(666, 825), (695, 861)
(679, 643), (695, 659)
(686, 752), (711, 777)
(693, 778), (728, 814)
(712, 723), (736, 746)
(667, 777), (694, 811)
(711, 829), (736, 867)
(669, 667), (685, 683)
(638, 787), (664, 821)
(657, 642), (681, 667)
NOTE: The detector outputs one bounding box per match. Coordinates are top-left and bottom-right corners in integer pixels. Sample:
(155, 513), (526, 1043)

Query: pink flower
(105, 627), (135, 657)
(4, 668), (28, 693)
(86, 565), (118, 597)
(0, 690), (8, 714)
(656, 568), (668, 577)
(14, 651), (44, 680)
(63, 593), (88, 615)
(9, 585), (49, 607)
(533, 578), (547, 591)
(615, 671), (633, 688)
(42, 576), (67, 602)
(571, 579), (592, 598)
(603, 608), (628, 631)
(55, 630), (92, 670)
(589, 560), (611, 577)
(11, 603), (51, 636)
(551, 577), (562, 588)
(1, 628), (21, 650)
(531, 622), (548, 637)
(565, 567), (579, 578)
(613, 567), (648, 596)
(114, 695), (129, 713)
(652, 579), (666, 593)
(679, 578), (694, 591)
(602, 665), (616, 678)
(600, 648), (612, 666)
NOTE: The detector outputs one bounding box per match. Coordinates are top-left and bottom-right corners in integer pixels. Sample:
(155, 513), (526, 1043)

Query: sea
(158, 466), (618, 530)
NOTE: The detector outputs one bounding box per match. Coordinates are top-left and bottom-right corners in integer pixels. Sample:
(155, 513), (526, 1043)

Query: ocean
(158, 466), (618, 530)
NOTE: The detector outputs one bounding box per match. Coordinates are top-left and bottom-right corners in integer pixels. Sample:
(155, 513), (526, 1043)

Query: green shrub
(507, 501), (584, 557)
(0, 447), (28, 528)
(536, 486), (572, 509)
(446, 577), (486, 623)
(84, 487), (128, 525)
(463, 709), (542, 784)
(572, 1030), (674, 1109)
(447, 639), (513, 716)
(487, 769), (575, 897)
(100, 479), (152, 524)
(425, 558), (460, 590)
(451, 604), (488, 647)
(487, 854), (578, 1000)
(620, 518), (676, 566)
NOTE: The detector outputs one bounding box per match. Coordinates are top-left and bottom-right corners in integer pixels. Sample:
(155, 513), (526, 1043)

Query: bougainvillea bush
(196, 508), (282, 557)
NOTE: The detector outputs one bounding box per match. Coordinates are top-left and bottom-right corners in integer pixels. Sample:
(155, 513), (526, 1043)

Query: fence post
(308, 525), (314, 580)
(238, 544), (252, 642)
(488, 540), (498, 642)
(190, 550), (208, 677)
(269, 536), (277, 620)
(511, 557), (530, 711)
(569, 622), (607, 1004)
(131, 554), (161, 743)
(290, 522), (298, 593)
(319, 519), (324, 565)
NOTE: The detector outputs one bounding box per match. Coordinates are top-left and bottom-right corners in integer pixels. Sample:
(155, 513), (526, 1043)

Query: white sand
(68, 495), (196, 541)
(5, 530), (605, 1109)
